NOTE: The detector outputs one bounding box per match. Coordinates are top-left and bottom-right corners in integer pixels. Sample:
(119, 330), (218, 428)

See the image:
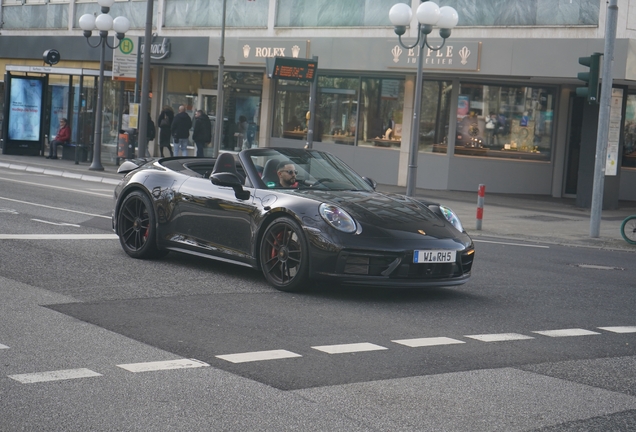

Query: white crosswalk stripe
(216, 350), (302, 363)
(392, 337), (465, 347)
(312, 343), (388, 354)
(0, 344), (9, 349)
(532, 328), (601, 337)
(464, 333), (535, 342)
(598, 326), (636, 333)
(8, 368), (102, 384)
(117, 358), (210, 372)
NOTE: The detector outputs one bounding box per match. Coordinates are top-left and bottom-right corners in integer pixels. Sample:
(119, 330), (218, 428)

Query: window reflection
(451, 83), (555, 161)
(272, 76), (405, 149)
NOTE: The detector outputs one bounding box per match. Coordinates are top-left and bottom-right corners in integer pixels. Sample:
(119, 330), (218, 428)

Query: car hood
(294, 190), (463, 240)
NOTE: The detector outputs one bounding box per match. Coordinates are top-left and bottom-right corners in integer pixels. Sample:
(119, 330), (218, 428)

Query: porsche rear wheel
(260, 217), (309, 292)
(117, 191), (165, 259)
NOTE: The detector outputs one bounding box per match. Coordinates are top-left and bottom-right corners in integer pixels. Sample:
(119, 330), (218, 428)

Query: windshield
(245, 148), (374, 192)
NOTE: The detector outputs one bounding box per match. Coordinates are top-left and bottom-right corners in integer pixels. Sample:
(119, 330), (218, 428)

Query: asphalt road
(1, 166), (635, 431)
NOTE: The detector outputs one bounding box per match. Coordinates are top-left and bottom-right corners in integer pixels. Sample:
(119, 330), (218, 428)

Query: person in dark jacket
(192, 110), (212, 157)
(170, 105), (192, 156)
(157, 106), (174, 157)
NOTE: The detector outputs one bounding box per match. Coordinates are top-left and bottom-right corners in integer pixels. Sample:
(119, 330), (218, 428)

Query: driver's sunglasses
(280, 169), (298, 175)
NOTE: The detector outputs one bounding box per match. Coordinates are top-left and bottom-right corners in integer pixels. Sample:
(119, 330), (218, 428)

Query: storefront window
(162, 69), (262, 152)
(623, 94), (636, 169)
(272, 75), (405, 149)
(452, 83), (555, 161)
(272, 80), (310, 140)
(421, 80), (453, 154)
(358, 78), (405, 149)
(318, 76), (359, 146)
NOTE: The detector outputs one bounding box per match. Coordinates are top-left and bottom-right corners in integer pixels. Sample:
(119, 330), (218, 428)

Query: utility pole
(136, 0), (154, 159)
(590, 0), (617, 237)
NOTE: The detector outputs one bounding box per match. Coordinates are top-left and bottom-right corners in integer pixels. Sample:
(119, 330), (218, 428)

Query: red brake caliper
(271, 231), (283, 260)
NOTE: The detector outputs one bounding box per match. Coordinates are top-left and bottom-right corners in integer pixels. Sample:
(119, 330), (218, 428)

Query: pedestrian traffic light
(576, 53), (602, 104)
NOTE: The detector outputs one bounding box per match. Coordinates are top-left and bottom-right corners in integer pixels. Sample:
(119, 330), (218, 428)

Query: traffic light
(576, 53), (602, 104)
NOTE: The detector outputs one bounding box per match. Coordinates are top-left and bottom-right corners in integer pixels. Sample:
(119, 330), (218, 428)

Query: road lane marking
(117, 358), (209, 372)
(31, 219), (81, 227)
(464, 333), (534, 342)
(0, 196), (111, 219)
(8, 368), (102, 384)
(532, 328), (601, 337)
(0, 176), (112, 197)
(311, 343), (388, 354)
(392, 337), (465, 347)
(0, 344), (9, 349)
(598, 326), (636, 333)
(472, 239), (550, 248)
(216, 350), (302, 363)
(0, 234), (118, 240)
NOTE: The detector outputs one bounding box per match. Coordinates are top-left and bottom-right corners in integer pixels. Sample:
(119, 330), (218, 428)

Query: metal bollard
(476, 184), (485, 230)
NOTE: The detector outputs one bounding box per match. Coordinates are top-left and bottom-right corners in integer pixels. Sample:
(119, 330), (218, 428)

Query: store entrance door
(563, 94), (585, 197)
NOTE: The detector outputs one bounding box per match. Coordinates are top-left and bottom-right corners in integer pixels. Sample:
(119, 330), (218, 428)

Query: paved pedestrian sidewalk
(1, 153), (635, 252)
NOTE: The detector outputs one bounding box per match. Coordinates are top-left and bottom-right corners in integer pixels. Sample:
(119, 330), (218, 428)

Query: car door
(175, 176), (256, 262)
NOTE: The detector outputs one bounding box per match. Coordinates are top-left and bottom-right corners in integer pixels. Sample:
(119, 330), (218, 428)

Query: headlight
(319, 203), (357, 233)
(439, 205), (464, 232)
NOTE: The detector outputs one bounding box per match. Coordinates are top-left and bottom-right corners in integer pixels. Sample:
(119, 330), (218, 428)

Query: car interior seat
(211, 152), (244, 183)
(260, 158), (280, 187)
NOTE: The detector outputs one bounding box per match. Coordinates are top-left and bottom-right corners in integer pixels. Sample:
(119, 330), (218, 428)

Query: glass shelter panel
(623, 94), (636, 169)
(452, 82), (555, 161)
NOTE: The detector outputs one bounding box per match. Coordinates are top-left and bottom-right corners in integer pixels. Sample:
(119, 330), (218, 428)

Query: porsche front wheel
(117, 191), (165, 259)
(260, 217), (309, 292)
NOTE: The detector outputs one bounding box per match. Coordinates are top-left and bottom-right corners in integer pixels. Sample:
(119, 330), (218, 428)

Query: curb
(0, 161), (120, 185)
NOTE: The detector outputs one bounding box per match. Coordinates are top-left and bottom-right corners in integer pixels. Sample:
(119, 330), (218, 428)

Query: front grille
(337, 248), (474, 279)
(339, 252), (400, 276)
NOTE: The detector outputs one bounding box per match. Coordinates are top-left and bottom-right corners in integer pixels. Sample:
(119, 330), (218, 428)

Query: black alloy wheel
(117, 191), (166, 258)
(260, 217), (309, 292)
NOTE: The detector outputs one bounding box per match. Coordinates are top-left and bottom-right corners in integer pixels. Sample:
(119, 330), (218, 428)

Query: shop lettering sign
(239, 39), (309, 64)
(140, 37), (171, 60)
(387, 41), (481, 71)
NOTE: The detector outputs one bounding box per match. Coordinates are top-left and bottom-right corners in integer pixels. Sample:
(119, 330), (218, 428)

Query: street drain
(575, 264), (625, 271)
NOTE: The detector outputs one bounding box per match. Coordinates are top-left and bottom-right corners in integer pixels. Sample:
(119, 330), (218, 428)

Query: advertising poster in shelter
(8, 77), (43, 141)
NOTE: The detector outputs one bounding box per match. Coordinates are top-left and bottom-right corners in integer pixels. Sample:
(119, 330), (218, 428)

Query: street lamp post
(212, 0), (227, 158)
(389, 1), (458, 197)
(79, 0), (130, 171)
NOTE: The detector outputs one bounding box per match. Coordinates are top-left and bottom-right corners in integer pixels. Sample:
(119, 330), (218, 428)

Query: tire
(259, 217), (309, 292)
(117, 190), (165, 258)
(620, 215), (636, 245)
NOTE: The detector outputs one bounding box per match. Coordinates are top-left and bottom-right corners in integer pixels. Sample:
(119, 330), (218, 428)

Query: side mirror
(117, 160), (141, 174)
(211, 172), (250, 200)
(362, 176), (377, 190)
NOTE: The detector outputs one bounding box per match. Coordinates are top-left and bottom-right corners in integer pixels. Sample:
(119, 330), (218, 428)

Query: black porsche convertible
(112, 147), (475, 291)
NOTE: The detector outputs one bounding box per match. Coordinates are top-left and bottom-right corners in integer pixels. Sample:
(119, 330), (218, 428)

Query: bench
(61, 143), (88, 162)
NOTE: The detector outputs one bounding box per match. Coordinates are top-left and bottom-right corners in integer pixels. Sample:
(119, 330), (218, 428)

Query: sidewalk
(1, 152), (635, 252)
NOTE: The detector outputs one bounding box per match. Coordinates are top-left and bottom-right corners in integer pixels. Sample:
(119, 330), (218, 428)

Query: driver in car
(277, 160), (299, 188)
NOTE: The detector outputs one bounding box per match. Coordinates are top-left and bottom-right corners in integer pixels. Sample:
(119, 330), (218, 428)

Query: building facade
(1, 0), (636, 204)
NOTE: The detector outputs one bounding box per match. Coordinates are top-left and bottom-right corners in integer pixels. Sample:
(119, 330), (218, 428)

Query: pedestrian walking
(192, 110), (212, 157)
(171, 105), (192, 157)
(157, 106), (174, 157)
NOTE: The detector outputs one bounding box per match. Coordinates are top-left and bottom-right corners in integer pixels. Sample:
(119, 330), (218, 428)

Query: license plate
(413, 250), (456, 263)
